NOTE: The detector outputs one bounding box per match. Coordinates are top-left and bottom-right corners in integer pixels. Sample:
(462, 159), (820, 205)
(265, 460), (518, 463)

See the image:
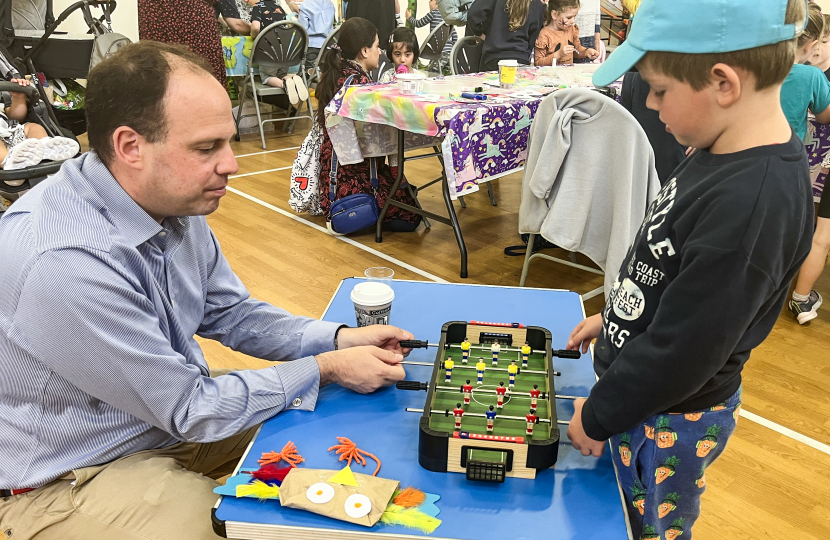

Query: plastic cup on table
(498, 59), (519, 89)
(365, 267), (395, 283)
(351, 281), (395, 327)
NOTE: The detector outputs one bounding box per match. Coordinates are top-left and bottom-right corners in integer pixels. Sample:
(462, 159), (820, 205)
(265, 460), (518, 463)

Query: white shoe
(40, 136), (79, 162)
(284, 76), (299, 105)
(2, 138), (44, 176)
(292, 76), (309, 102)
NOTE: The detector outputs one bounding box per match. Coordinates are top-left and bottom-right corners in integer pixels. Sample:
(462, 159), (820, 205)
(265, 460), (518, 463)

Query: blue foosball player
(485, 405), (497, 432)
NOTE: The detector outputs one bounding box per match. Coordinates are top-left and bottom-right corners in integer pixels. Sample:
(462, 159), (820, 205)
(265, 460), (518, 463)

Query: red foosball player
(453, 403), (464, 430)
(462, 380), (473, 404)
(495, 381), (507, 409)
(485, 405), (497, 432)
(526, 409), (538, 436)
(530, 384), (541, 410)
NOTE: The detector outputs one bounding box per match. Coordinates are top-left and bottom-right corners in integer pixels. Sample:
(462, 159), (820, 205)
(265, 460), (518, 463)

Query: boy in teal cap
(566, 0), (814, 537)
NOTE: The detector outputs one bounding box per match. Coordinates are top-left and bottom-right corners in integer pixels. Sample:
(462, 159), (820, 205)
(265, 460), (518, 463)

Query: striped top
(409, 9), (458, 55)
(0, 152), (341, 489)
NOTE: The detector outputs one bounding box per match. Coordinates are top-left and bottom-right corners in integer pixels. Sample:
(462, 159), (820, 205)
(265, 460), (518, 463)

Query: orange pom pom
(393, 487), (426, 508)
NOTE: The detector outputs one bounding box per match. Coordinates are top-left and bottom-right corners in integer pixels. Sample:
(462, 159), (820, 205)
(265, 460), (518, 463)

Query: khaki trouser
(0, 369), (256, 540)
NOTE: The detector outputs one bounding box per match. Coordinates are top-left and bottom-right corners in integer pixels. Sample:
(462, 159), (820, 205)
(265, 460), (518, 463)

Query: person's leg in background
(611, 390), (741, 540)
(790, 187), (830, 324)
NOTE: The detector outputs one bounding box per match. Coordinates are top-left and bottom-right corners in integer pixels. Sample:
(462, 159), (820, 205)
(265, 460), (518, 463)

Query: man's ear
(111, 126), (147, 171)
(710, 63), (742, 108)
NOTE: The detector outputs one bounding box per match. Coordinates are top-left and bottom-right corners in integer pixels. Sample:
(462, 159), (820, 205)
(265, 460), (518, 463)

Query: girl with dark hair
(467, 0), (546, 71)
(378, 28), (422, 83)
(315, 18), (422, 231)
(535, 0), (599, 66)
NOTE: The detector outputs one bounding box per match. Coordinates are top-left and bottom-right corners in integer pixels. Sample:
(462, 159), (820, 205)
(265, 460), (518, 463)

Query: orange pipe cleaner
(327, 437), (381, 476)
(258, 441), (305, 468)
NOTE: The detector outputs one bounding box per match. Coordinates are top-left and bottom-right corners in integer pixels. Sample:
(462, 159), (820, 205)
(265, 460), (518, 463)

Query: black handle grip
(395, 381), (428, 391)
(0, 82), (38, 98)
(400, 340), (430, 349)
(554, 349), (581, 359)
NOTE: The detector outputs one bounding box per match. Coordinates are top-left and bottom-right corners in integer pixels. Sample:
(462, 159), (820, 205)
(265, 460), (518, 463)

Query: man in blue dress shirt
(0, 41), (410, 539)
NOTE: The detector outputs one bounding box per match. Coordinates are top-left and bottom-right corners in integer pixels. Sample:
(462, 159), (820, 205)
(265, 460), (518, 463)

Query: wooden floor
(92, 113), (830, 538)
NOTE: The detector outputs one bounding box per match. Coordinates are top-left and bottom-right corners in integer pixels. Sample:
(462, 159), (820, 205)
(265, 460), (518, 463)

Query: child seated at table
(379, 28), (425, 83)
(1, 78), (79, 183)
(534, 0), (599, 66)
(567, 1), (814, 539)
(810, 14), (830, 79)
(250, 0), (309, 105)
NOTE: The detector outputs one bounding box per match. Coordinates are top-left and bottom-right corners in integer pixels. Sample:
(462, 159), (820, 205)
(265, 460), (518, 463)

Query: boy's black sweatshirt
(581, 133), (814, 441)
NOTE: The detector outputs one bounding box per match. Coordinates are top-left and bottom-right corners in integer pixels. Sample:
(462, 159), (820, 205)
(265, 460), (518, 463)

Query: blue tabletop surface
(214, 279), (629, 539)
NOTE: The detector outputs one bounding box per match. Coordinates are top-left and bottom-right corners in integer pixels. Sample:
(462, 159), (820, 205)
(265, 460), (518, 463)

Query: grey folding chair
(419, 22), (453, 74)
(370, 51), (394, 82)
(450, 35), (484, 75)
(234, 21), (314, 149)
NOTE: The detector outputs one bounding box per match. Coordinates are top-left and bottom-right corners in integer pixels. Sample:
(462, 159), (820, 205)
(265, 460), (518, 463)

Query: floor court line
(225, 182), (829, 457)
(234, 146), (300, 159)
(229, 165), (292, 179)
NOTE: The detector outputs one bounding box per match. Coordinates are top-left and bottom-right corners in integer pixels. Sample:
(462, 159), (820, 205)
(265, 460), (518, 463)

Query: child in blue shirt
(299, 0), (336, 71)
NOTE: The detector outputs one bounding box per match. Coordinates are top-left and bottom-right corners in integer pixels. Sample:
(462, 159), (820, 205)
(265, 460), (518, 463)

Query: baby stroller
(0, 0), (126, 198)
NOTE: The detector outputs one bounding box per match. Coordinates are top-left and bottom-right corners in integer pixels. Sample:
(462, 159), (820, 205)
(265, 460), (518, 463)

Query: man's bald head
(86, 41), (220, 165)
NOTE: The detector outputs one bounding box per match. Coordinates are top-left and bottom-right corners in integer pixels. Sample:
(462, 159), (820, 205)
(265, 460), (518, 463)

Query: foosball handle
(395, 381), (429, 392)
(553, 349), (581, 359)
(400, 340), (431, 349)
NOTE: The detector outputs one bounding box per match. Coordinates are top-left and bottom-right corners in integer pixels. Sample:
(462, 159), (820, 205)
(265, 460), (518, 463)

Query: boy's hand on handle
(10, 78), (30, 87)
(316, 346), (406, 393)
(336, 325), (414, 357)
(567, 398), (606, 457)
(567, 313), (602, 354)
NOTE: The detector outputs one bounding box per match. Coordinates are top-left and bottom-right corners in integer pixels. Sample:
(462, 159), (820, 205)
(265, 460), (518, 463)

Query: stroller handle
(0, 82), (38, 98)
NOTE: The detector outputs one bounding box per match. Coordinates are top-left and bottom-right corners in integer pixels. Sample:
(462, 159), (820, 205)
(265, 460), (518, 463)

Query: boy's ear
(709, 63), (742, 108)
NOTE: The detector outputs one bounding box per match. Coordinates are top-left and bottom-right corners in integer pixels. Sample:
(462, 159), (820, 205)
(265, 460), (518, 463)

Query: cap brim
(592, 41), (647, 87)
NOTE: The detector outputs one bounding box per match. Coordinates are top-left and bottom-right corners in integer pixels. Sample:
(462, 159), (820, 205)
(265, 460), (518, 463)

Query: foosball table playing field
(396, 321), (581, 483)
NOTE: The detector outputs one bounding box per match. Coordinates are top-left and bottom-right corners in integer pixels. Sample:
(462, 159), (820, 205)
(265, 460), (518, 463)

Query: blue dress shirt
(299, 0), (335, 49)
(0, 152), (342, 488)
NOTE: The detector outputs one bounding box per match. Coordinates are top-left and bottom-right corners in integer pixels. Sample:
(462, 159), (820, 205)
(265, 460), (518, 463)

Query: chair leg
(459, 195), (467, 208)
(519, 233), (536, 287)
(252, 93), (266, 150)
(234, 77), (249, 142)
(487, 181), (497, 206)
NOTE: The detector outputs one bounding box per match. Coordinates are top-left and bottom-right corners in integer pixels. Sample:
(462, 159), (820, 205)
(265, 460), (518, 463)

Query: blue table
(212, 279), (631, 540)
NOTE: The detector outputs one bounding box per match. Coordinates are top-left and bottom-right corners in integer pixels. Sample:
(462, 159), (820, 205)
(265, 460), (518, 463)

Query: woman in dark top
(467, 0), (545, 71)
(138, 0), (227, 87)
(315, 18), (421, 231)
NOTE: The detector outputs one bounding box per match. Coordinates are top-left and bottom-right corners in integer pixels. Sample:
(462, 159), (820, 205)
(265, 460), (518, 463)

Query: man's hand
(337, 325), (414, 357)
(567, 398), (606, 457)
(567, 313), (602, 354)
(316, 346), (406, 393)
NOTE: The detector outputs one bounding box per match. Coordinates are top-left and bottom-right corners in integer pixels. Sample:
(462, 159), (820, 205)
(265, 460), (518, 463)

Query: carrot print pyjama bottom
(610, 388), (741, 540)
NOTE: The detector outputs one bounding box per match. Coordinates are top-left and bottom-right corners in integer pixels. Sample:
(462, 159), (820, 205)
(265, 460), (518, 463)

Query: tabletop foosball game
(397, 321), (580, 483)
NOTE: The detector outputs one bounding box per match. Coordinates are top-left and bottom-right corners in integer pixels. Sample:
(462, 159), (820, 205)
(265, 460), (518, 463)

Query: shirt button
(159, 231), (167, 237)
(292, 397), (303, 407)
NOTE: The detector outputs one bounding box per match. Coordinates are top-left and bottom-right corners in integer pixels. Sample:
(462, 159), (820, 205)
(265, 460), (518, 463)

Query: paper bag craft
(279, 466), (399, 527)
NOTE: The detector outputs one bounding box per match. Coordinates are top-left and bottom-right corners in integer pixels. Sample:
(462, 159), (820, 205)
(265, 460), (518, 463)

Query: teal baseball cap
(593, 0), (810, 87)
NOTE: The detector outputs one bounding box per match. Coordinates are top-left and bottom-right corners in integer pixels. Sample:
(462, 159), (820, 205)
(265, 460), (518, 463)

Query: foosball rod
(399, 360), (547, 375)
(405, 407), (560, 424)
(400, 341), (580, 359)
(433, 385), (582, 400)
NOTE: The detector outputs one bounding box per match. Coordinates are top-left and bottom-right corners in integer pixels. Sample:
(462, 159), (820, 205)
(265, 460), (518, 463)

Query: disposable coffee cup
(498, 59), (518, 89)
(351, 281), (395, 327)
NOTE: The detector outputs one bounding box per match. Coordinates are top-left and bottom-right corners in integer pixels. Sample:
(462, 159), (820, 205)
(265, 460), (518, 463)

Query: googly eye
(306, 483), (335, 504)
(344, 493), (372, 518)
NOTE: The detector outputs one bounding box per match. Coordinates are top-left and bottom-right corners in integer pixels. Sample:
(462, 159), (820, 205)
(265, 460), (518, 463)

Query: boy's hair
(824, 14), (830, 38)
(86, 41), (214, 166)
(504, 0), (532, 32)
(545, 0), (580, 26)
(798, 2), (826, 48)
(638, 0), (806, 91)
(387, 27), (420, 63)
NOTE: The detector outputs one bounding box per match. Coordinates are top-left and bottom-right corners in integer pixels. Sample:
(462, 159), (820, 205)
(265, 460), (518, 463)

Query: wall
(816, 0), (830, 12)
(51, 0), (138, 41)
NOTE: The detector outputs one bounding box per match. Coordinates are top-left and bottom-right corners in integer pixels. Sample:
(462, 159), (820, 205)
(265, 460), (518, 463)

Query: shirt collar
(81, 152), (167, 247)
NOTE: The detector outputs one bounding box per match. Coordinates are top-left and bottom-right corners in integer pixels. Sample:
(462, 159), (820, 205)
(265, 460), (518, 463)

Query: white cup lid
(498, 59), (519, 66)
(351, 282), (395, 306)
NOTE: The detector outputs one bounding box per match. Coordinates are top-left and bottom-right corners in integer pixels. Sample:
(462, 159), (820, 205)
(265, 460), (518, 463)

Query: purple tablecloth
(806, 119), (828, 202)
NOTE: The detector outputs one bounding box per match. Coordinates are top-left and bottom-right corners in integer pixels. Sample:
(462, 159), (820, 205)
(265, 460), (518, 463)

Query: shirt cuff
(299, 320), (344, 358)
(273, 356), (321, 412)
(581, 398), (614, 441)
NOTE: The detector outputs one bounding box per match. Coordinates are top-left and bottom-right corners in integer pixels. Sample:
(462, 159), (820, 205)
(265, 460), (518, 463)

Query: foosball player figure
(444, 357), (454, 383)
(495, 381), (507, 409)
(491, 340), (500, 366)
(521, 341), (531, 368)
(476, 358), (487, 385)
(461, 338), (472, 364)
(462, 380), (473, 404)
(526, 409), (538, 436)
(485, 405), (497, 432)
(530, 384), (541, 409)
(453, 403), (464, 430)
(507, 360), (519, 387)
